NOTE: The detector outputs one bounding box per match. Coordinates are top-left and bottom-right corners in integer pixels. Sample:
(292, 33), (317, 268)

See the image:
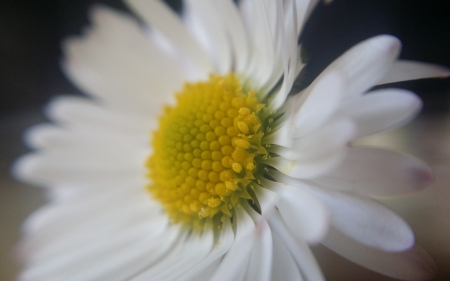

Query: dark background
(1, 0), (450, 117)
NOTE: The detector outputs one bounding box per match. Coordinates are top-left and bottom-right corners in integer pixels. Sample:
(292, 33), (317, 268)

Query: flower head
(14, 0), (449, 280)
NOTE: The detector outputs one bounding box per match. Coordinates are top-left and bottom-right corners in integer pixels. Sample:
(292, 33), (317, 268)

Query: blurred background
(1, 0), (449, 280)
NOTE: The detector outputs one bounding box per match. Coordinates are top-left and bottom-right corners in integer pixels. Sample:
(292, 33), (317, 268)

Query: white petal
(182, 260), (221, 281)
(322, 227), (437, 280)
(212, 0), (250, 73)
(44, 96), (156, 139)
(305, 0), (321, 21)
(177, 219), (234, 281)
(20, 222), (179, 281)
(253, 185), (279, 216)
(63, 7), (185, 113)
(271, 231), (303, 281)
(276, 184), (330, 244)
(292, 71), (345, 138)
(125, 0), (212, 74)
(23, 126), (149, 175)
(183, 0), (232, 74)
(269, 0), (301, 110)
(210, 209), (255, 281)
(19, 188), (158, 257)
(274, 118), (355, 161)
(24, 123), (146, 152)
(44, 187), (151, 225)
(378, 60), (450, 85)
(132, 229), (215, 281)
(13, 145), (145, 186)
(239, 0), (277, 89)
(293, 0), (313, 35)
(310, 185), (415, 252)
(269, 211), (325, 281)
(266, 152), (344, 180)
(337, 89), (422, 139)
(13, 137), (146, 187)
(20, 184), (151, 235)
(264, 120), (354, 179)
(244, 219), (273, 281)
(262, 114), (293, 148)
(19, 137), (145, 170)
(312, 35), (401, 99)
(315, 146), (434, 197)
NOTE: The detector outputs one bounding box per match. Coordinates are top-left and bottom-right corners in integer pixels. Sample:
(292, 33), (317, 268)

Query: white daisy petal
(44, 96), (156, 138)
(314, 35), (401, 99)
(266, 151), (345, 180)
(24, 124), (145, 152)
(315, 146), (434, 197)
(322, 227), (437, 281)
(253, 185), (279, 215)
(305, 0), (322, 20)
(183, 0), (232, 74)
(212, 0), (250, 73)
(182, 260), (222, 281)
(266, 118), (352, 179)
(20, 189), (158, 255)
(23, 185), (149, 238)
(14, 149), (144, 186)
(276, 184), (330, 244)
(177, 219), (234, 281)
(292, 71), (345, 138)
(22, 141), (145, 170)
(271, 231), (304, 281)
(262, 114), (293, 148)
(21, 220), (178, 281)
(244, 219), (273, 281)
(132, 229), (215, 281)
(23, 211), (166, 263)
(125, 0), (212, 74)
(63, 7), (185, 112)
(310, 185), (415, 252)
(338, 89), (422, 139)
(274, 118), (355, 161)
(239, 0), (277, 88)
(294, 0), (313, 34)
(210, 209), (255, 281)
(269, 211), (326, 281)
(269, 1), (301, 110)
(378, 60), (450, 85)
(20, 184), (149, 232)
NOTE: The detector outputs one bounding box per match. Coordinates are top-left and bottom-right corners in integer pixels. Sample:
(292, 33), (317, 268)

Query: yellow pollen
(237, 121), (249, 134)
(147, 73), (267, 227)
(232, 162), (243, 173)
(225, 181), (237, 191)
(234, 139), (250, 149)
(247, 162), (255, 171)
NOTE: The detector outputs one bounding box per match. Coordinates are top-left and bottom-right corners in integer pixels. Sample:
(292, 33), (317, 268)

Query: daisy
(14, 0), (449, 280)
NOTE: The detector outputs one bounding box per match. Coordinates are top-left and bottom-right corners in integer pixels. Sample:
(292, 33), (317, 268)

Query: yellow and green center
(147, 73), (268, 228)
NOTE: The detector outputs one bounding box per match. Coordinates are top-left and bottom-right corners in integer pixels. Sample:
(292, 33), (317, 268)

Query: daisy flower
(14, 0), (449, 280)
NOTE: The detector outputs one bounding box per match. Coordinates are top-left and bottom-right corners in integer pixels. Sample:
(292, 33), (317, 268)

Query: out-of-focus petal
(337, 89), (422, 139)
(315, 146), (434, 197)
(125, 0), (212, 74)
(310, 186), (415, 252)
(322, 227), (437, 281)
(378, 60), (450, 84)
(276, 184), (330, 243)
(309, 35), (401, 99)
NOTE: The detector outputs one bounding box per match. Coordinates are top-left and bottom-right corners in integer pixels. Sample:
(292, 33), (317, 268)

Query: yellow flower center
(147, 73), (268, 228)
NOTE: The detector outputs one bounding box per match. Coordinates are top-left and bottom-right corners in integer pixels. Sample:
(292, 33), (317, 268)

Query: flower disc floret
(147, 73), (268, 227)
